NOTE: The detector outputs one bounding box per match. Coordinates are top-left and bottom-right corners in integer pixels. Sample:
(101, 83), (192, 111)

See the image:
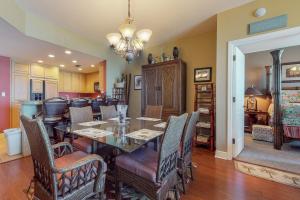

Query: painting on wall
(282, 62), (300, 90)
(134, 75), (142, 90)
(194, 67), (212, 82)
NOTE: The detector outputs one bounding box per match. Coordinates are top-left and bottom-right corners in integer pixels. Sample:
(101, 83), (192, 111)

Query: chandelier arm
(128, 0), (131, 18)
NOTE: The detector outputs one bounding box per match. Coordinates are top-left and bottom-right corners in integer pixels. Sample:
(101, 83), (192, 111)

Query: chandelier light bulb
(119, 19), (136, 39)
(136, 29), (152, 42)
(106, 33), (121, 46)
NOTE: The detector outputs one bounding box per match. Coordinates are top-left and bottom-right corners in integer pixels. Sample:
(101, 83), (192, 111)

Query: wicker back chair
(69, 106), (94, 153)
(91, 99), (102, 119)
(145, 105), (163, 119)
(21, 115), (107, 200)
(100, 105), (118, 120)
(70, 98), (89, 108)
(178, 111), (199, 193)
(116, 113), (188, 200)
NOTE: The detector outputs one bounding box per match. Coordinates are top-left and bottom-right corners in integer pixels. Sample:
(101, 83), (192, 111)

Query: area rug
(0, 134), (24, 164)
(235, 134), (300, 188)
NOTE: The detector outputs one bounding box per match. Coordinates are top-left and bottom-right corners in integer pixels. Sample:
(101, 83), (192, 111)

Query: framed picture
(194, 67), (212, 82)
(282, 62), (300, 90)
(134, 75), (142, 90)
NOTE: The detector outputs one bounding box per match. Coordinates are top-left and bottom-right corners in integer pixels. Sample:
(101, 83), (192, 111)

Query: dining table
(54, 117), (167, 153)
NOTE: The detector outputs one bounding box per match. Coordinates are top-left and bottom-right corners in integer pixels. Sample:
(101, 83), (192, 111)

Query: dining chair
(70, 98), (89, 108)
(91, 99), (102, 120)
(178, 111), (199, 194)
(145, 105), (163, 119)
(43, 97), (68, 143)
(69, 106), (94, 153)
(115, 113), (188, 200)
(100, 105), (118, 120)
(21, 115), (107, 200)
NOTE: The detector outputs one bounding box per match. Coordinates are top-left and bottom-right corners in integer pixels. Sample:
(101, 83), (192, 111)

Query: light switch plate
(1, 92), (5, 97)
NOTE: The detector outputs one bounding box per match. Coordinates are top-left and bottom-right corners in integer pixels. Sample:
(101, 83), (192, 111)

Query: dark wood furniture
(115, 114), (188, 200)
(193, 83), (215, 151)
(145, 105), (163, 119)
(141, 59), (186, 120)
(21, 115), (107, 200)
(244, 110), (269, 133)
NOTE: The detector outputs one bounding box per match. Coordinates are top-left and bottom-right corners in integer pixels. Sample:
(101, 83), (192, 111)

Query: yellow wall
(216, 0), (300, 152)
(125, 30), (216, 117)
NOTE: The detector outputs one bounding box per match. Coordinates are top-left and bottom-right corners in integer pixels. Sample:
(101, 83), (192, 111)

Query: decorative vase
(148, 53), (153, 64)
(173, 46), (179, 59)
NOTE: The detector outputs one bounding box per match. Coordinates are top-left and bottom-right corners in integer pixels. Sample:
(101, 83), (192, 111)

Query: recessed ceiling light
(65, 50), (72, 55)
(90, 64), (95, 67)
(72, 60), (77, 63)
(48, 54), (55, 58)
(78, 68), (82, 71)
(60, 64), (65, 67)
(37, 60), (43, 63)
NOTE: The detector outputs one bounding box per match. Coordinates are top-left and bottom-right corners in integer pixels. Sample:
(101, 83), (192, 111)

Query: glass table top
(55, 118), (165, 153)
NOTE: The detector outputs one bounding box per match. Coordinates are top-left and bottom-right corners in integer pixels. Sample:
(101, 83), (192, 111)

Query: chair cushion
(116, 147), (158, 183)
(73, 137), (93, 153)
(55, 151), (88, 169)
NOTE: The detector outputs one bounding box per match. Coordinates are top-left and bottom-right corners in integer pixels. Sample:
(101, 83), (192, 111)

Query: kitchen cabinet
(30, 64), (45, 78)
(59, 72), (64, 92)
(13, 63), (29, 74)
(13, 74), (29, 101)
(79, 74), (86, 93)
(11, 102), (21, 128)
(44, 66), (59, 80)
(45, 80), (58, 99)
(71, 73), (80, 92)
(63, 71), (72, 92)
(31, 79), (44, 93)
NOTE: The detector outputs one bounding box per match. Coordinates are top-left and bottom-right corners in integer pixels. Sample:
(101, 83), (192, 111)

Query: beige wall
(125, 30), (217, 117)
(216, 0), (300, 152)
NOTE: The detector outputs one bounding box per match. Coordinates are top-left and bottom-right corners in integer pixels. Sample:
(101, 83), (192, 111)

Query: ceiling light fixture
(78, 68), (82, 71)
(60, 64), (65, 67)
(106, 0), (152, 62)
(48, 54), (55, 58)
(72, 60), (77, 63)
(37, 60), (44, 63)
(65, 50), (72, 55)
(91, 64), (95, 68)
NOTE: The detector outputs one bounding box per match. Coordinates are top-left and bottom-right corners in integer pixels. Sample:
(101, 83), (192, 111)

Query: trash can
(4, 128), (22, 156)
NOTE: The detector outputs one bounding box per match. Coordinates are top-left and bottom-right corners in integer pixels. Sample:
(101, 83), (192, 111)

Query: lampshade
(106, 33), (121, 46)
(245, 86), (263, 96)
(119, 18), (136, 39)
(136, 29), (152, 42)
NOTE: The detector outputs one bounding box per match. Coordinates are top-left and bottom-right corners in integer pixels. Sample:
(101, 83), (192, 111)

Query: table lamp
(245, 85), (263, 111)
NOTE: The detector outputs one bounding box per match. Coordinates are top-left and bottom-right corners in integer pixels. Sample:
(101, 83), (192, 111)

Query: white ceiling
(0, 19), (101, 73)
(15, 0), (252, 47)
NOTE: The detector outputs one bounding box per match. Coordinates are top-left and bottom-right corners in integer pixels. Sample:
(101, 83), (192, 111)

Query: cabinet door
(158, 64), (179, 114)
(59, 71), (64, 92)
(71, 73), (80, 92)
(63, 72), (72, 92)
(30, 64), (44, 78)
(13, 74), (29, 101)
(44, 66), (59, 79)
(32, 79), (44, 93)
(11, 102), (21, 128)
(45, 80), (58, 99)
(14, 63), (29, 74)
(79, 74), (86, 93)
(142, 67), (159, 114)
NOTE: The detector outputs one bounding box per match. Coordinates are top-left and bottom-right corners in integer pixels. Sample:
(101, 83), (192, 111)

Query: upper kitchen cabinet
(62, 71), (72, 92)
(13, 73), (29, 101)
(79, 74), (86, 93)
(30, 64), (45, 78)
(44, 66), (59, 80)
(71, 73), (80, 92)
(13, 63), (29, 74)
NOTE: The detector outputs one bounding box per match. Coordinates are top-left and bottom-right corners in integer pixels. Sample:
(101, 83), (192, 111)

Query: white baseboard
(215, 150), (231, 160)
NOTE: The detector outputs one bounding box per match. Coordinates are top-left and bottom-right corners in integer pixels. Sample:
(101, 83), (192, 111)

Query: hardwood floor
(0, 148), (299, 200)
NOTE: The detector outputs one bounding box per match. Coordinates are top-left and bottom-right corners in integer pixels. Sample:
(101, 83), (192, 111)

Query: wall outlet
(1, 92), (5, 97)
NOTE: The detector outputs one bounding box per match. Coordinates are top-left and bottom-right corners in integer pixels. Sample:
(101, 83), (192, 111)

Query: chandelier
(106, 0), (152, 62)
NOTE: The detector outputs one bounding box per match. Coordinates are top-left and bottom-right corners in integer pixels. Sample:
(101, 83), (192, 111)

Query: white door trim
(227, 26), (300, 160)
